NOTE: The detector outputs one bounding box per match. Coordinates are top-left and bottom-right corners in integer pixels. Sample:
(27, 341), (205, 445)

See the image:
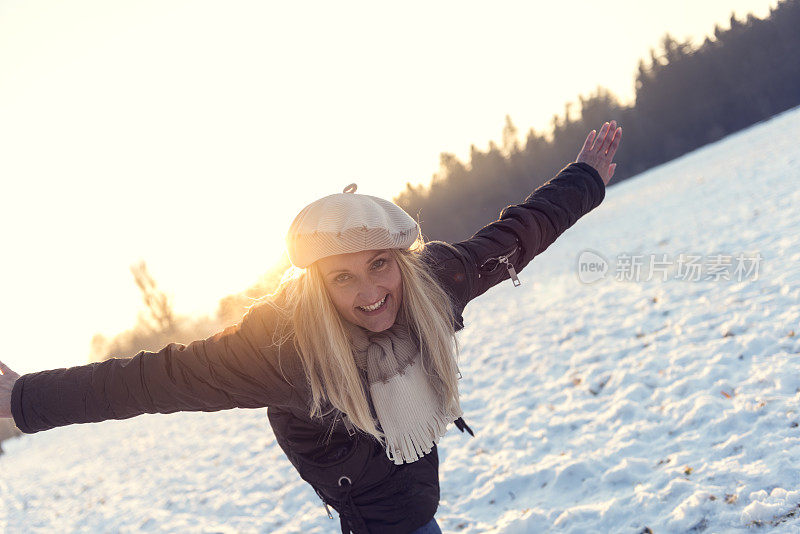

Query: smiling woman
(0, 121), (620, 533)
(277, 185), (466, 473)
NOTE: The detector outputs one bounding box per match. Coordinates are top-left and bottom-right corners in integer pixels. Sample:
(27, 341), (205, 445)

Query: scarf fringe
(370, 359), (463, 465)
(383, 405), (463, 464)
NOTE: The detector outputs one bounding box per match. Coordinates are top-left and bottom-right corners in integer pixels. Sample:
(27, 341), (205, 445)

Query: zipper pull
(499, 257), (521, 286)
(342, 413), (356, 436)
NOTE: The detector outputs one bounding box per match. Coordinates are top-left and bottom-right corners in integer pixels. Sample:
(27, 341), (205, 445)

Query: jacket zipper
(341, 412), (356, 436)
(315, 488), (334, 519)
(477, 242), (522, 287)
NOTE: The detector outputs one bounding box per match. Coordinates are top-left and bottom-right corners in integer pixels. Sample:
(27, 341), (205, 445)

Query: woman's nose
(356, 283), (383, 304)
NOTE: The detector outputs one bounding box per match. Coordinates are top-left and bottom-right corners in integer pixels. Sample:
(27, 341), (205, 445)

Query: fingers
(606, 126), (622, 158)
(599, 120), (617, 153)
(580, 130), (596, 154)
(591, 122), (611, 151)
(0, 360), (17, 378)
(578, 121), (622, 177)
(590, 121), (621, 154)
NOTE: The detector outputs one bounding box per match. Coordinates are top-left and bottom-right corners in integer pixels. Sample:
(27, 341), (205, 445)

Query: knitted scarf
(346, 313), (463, 465)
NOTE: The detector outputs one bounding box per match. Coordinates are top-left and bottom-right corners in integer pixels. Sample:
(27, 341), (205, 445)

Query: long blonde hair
(260, 240), (461, 443)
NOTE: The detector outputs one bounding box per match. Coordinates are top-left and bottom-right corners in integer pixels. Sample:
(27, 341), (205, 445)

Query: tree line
(394, 0), (800, 243)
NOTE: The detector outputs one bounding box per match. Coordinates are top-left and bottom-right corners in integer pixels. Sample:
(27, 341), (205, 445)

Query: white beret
(286, 184), (421, 268)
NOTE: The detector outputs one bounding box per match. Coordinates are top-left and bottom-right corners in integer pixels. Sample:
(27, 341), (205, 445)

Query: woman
(0, 121), (621, 533)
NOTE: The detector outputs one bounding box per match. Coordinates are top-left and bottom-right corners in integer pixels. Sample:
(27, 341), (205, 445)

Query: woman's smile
(357, 294), (388, 313)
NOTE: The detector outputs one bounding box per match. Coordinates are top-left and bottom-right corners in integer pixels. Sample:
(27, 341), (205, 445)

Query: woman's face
(317, 249), (403, 333)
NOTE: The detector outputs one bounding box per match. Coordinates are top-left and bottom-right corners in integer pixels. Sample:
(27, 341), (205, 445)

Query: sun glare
(0, 0), (779, 372)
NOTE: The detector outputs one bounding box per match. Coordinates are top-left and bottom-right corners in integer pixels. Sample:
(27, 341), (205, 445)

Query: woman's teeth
(358, 295), (387, 312)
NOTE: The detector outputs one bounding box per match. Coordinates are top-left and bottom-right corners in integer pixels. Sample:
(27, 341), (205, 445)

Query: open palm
(576, 120), (622, 185)
(0, 360), (20, 419)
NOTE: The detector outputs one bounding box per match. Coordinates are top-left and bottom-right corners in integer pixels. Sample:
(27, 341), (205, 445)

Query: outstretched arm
(3, 302), (298, 434)
(423, 121), (621, 313)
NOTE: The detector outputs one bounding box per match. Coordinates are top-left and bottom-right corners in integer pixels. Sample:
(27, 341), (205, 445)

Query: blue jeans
(410, 517), (442, 534)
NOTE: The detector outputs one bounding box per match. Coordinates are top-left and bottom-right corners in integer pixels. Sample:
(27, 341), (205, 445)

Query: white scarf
(346, 314), (463, 465)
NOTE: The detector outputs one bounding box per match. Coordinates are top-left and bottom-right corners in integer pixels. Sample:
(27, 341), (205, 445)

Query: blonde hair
(260, 240), (461, 443)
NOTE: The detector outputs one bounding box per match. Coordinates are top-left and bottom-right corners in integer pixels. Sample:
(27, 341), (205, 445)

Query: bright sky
(0, 0), (778, 373)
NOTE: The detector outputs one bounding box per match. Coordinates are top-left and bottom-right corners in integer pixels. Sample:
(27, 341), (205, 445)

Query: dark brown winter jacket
(10, 161), (606, 533)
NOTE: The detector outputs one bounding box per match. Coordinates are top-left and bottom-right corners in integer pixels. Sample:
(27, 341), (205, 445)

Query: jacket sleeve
(10, 302), (298, 434)
(422, 161), (605, 317)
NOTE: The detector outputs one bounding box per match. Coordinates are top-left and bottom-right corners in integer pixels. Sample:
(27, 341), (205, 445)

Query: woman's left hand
(576, 120), (622, 186)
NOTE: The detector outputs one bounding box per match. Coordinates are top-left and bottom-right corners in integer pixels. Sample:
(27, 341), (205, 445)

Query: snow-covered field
(2, 106), (799, 533)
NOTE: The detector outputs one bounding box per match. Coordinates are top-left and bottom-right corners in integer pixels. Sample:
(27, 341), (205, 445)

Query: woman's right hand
(0, 360), (20, 419)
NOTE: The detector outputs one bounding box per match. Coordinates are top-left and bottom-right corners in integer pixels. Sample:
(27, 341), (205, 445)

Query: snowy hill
(2, 106), (799, 533)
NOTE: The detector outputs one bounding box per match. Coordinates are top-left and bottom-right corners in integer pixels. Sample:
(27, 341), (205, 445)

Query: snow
(2, 105), (800, 533)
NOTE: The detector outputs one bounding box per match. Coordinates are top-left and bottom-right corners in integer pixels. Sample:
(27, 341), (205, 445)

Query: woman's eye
(335, 274), (350, 283)
(372, 259), (386, 269)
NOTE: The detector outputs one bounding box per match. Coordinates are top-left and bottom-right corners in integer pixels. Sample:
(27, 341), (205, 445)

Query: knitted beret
(286, 184), (421, 268)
